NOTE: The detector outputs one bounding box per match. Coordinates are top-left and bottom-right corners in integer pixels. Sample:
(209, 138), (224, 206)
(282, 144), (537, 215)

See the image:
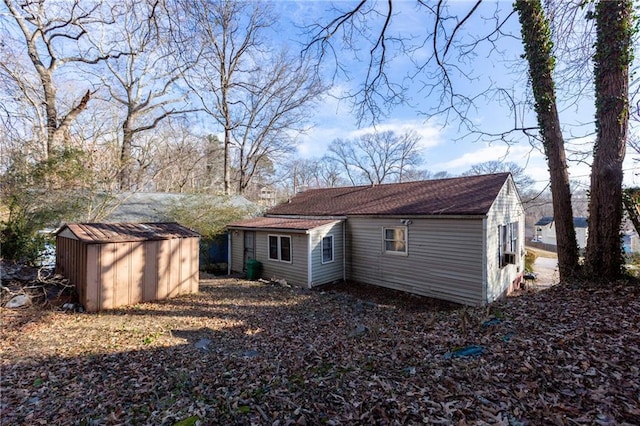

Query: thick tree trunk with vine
(515, 0), (580, 281)
(585, 0), (632, 279)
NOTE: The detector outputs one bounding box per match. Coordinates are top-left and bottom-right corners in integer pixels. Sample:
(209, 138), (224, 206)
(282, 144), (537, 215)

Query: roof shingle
(267, 173), (511, 216)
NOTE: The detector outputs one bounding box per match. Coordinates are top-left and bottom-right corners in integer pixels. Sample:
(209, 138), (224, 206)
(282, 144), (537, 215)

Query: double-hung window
(383, 226), (407, 255)
(499, 222), (518, 267)
(322, 235), (334, 264)
(268, 235), (292, 262)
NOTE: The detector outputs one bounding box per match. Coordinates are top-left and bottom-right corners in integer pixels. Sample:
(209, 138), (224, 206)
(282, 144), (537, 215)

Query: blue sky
(268, 0), (640, 191)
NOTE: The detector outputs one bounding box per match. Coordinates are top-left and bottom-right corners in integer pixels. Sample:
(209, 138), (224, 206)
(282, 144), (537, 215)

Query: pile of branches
(0, 261), (76, 309)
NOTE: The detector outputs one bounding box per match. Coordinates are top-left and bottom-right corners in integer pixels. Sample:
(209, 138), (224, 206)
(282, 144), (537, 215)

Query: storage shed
(55, 222), (200, 312)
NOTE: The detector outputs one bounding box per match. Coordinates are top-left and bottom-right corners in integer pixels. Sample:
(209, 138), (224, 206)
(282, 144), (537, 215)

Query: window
(268, 235), (292, 262)
(499, 222), (518, 267)
(322, 235), (334, 264)
(510, 222), (518, 252)
(383, 227), (407, 254)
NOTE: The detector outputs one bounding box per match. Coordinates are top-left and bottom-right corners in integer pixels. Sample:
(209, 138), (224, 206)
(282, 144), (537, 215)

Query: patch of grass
(526, 246), (557, 259)
(525, 249), (538, 273)
(142, 331), (162, 345)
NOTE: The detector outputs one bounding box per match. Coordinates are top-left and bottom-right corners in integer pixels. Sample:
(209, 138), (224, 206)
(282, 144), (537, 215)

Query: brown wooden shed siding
(55, 233), (88, 302)
(56, 223), (199, 312)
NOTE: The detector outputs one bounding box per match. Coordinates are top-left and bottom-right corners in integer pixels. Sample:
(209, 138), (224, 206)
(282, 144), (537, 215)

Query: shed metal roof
(266, 173), (511, 217)
(57, 222), (200, 243)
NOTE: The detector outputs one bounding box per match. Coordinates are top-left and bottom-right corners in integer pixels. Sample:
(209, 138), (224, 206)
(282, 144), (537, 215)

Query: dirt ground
(527, 247), (560, 289)
(531, 256), (559, 288)
(2, 275), (639, 425)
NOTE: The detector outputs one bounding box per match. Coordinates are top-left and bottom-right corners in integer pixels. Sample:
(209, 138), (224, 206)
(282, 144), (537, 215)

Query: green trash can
(246, 259), (262, 280)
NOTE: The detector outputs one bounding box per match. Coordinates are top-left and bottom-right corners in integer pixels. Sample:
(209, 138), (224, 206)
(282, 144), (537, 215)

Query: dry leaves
(1, 278), (639, 425)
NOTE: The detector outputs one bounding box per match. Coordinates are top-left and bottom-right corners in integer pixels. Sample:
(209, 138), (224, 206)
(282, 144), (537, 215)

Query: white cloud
(296, 114), (445, 159)
(347, 119), (443, 149)
(430, 142), (552, 187)
(434, 142), (531, 170)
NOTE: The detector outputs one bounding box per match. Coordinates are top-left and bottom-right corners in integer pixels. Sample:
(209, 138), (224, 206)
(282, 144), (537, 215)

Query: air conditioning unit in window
(503, 252), (516, 265)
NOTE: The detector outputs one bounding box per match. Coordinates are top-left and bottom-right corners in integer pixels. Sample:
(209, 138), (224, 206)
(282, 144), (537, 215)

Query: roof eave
(227, 226), (311, 234)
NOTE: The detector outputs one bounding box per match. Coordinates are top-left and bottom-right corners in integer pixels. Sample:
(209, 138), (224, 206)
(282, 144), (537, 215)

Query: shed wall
(346, 216), (485, 305)
(59, 236), (199, 312)
(55, 235), (88, 304)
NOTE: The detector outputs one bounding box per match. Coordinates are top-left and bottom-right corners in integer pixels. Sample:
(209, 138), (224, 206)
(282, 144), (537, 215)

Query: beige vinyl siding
(485, 178), (526, 302)
(230, 230), (244, 273)
(253, 232), (309, 286)
(346, 216), (485, 305)
(309, 221), (344, 286)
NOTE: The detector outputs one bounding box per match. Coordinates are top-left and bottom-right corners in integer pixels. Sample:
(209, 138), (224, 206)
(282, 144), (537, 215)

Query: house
(102, 192), (256, 223)
(101, 192), (258, 272)
(228, 173), (525, 306)
(534, 216), (588, 249)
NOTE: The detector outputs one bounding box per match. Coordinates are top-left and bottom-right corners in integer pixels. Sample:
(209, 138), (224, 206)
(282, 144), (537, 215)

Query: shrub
(524, 249), (538, 273)
(0, 148), (92, 265)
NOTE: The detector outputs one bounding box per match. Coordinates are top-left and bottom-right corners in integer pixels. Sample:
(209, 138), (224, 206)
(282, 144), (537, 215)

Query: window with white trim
(499, 222), (518, 267)
(322, 235), (334, 264)
(383, 226), (407, 254)
(268, 235), (291, 262)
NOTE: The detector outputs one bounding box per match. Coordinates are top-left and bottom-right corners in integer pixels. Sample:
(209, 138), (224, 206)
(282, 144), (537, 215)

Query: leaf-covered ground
(1, 278), (639, 425)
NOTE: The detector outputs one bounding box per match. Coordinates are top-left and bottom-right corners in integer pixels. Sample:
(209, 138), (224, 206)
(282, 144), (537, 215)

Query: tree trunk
(515, 0), (580, 281)
(223, 127), (231, 195)
(119, 122), (134, 191)
(585, 0), (632, 279)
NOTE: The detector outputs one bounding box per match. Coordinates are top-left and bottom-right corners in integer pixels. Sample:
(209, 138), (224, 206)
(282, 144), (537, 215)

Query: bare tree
(317, 158), (344, 188)
(279, 157), (343, 192)
(463, 160), (535, 194)
(87, 0), (197, 190)
(305, 1), (522, 132)
(178, 0), (325, 195)
(2, 0), (119, 159)
(283, 158), (321, 193)
(326, 130), (423, 185)
(0, 43), (45, 164)
(127, 119), (215, 193)
(308, 0), (635, 282)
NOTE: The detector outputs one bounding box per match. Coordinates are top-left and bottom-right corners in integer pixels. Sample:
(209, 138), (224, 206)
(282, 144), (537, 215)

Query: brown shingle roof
(267, 173), (511, 216)
(57, 222), (200, 243)
(228, 217), (340, 232)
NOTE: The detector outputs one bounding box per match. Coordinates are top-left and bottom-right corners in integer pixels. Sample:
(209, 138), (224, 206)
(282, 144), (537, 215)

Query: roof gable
(267, 173), (512, 216)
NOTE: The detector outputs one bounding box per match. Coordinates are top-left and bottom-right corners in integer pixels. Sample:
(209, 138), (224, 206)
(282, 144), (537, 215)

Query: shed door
(243, 231), (255, 270)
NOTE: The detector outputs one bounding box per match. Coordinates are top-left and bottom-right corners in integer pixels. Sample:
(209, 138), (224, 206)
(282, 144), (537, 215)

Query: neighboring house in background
(100, 192), (257, 272)
(258, 186), (277, 207)
(102, 192), (255, 223)
(533, 216), (588, 249)
(228, 173), (525, 306)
